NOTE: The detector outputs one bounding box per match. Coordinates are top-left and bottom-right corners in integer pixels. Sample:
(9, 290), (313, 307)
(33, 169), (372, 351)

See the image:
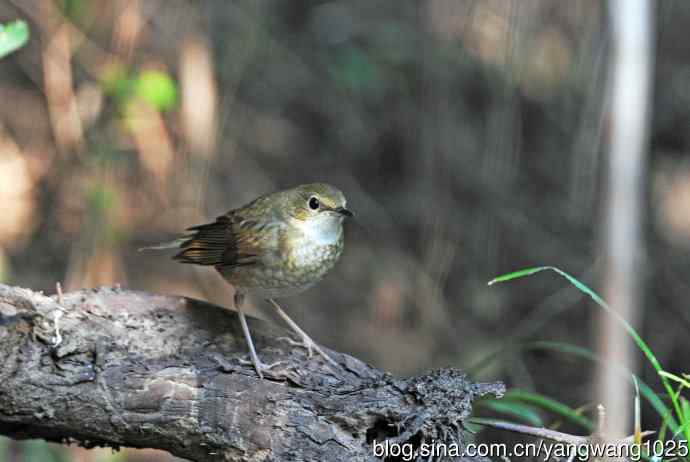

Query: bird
(142, 183), (353, 378)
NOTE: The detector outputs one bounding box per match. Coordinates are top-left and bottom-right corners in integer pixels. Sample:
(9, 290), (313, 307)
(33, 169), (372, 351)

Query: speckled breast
(221, 231), (344, 299)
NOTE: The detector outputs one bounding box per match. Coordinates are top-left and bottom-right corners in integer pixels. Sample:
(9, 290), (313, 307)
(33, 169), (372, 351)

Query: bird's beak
(334, 206), (354, 217)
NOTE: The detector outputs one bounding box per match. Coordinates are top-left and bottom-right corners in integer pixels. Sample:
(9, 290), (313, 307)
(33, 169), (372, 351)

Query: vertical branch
(41, 6), (83, 154)
(598, 0), (653, 439)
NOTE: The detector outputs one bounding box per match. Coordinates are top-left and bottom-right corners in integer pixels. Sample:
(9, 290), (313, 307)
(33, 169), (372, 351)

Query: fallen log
(0, 284), (504, 461)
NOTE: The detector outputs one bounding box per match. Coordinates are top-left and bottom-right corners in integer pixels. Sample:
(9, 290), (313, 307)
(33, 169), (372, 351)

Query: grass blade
(477, 399), (544, 427)
(490, 340), (676, 433)
(659, 371), (690, 389)
(502, 389), (593, 432)
(490, 266), (684, 433)
(488, 267), (548, 285)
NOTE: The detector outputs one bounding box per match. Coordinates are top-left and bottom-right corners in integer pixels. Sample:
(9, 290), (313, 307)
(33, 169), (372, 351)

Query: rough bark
(0, 284), (504, 461)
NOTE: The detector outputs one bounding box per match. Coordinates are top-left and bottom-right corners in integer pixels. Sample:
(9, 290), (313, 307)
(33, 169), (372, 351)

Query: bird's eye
(308, 196), (320, 210)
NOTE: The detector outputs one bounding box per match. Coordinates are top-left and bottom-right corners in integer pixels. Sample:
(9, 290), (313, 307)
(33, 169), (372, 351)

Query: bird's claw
(277, 336), (339, 369)
(238, 357), (284, 379)
(277, 336), (314, 357)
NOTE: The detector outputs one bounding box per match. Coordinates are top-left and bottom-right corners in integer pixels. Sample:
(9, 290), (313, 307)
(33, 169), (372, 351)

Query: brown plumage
(174, 215), (261, 268)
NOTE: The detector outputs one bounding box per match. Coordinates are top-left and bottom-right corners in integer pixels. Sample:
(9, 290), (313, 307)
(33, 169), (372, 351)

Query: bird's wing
(174, 206), (276, 268)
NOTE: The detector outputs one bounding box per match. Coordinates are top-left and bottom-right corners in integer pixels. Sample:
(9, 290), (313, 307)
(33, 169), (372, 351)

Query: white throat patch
(297, 213), (343, 245)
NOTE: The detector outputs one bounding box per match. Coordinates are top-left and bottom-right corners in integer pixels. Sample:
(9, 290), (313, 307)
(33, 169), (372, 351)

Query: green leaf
(57, 0), (88, 23)
(0, 20), (29, 59)
(100, 63), (135, 102)
(526, 340), (598, 360)
(477, 399), (544, 427)
(135, 70), (177, 111)
(503, 389), (593, 432)
(87, 184), (117, 213)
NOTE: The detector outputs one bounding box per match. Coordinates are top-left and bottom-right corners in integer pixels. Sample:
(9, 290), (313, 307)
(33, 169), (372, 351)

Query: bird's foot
(277, 336), (314, 356)
(277, 335), (339, 369)
(238, 356), (284, 379)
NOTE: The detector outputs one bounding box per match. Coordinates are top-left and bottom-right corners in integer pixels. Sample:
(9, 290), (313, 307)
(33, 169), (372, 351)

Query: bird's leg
(234, 292), (281, 378)
(267, 298), (340, 369)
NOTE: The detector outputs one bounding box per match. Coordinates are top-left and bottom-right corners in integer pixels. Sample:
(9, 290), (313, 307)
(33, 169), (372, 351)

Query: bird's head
(283, 183), (353, 242)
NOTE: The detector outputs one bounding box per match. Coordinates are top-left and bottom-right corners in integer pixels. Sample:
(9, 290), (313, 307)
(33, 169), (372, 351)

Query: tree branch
(0, 284), (504, 461)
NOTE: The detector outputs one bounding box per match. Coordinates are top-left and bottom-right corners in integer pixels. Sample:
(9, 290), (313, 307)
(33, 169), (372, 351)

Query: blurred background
(0, 0), (688, 460)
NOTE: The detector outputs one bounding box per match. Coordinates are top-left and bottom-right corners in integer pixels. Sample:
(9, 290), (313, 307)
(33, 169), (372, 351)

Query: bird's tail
(138, 237), (187, 252)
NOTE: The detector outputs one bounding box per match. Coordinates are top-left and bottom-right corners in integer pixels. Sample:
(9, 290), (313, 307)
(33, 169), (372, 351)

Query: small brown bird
(144, 183), (353, 377)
